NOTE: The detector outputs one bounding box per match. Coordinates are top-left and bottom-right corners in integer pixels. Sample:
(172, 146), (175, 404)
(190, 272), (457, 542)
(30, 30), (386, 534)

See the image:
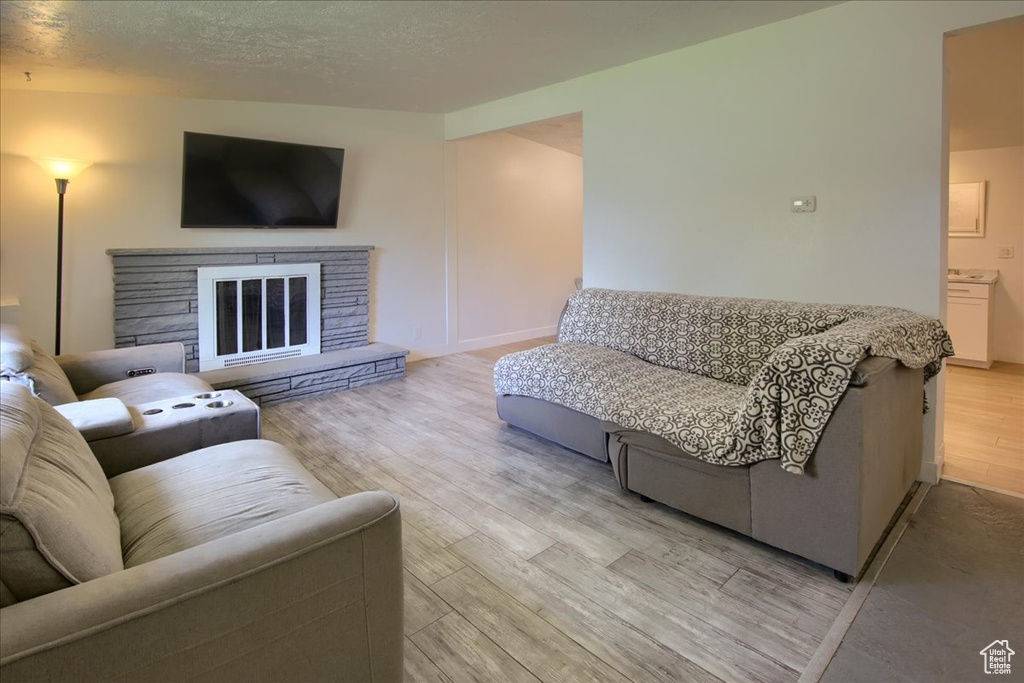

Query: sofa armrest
(849, 356), (898, 387)
(750, 362), (924, 576)
(89, 391), (261, 478)
(0, 491), (403, 682)
(56, 344), (187, 395)
(53, 398), (135, 441)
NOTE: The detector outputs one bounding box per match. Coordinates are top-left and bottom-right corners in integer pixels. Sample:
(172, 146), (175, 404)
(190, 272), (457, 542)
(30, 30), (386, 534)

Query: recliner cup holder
(205, 400), (234, 409)
(172, 402), (195, 409)
(194, 392), (222, 399)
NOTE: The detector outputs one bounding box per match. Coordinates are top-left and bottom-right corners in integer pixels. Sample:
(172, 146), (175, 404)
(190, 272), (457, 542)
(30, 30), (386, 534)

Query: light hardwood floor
(262, 339), (854, 683)
(944, 361), (1024, 497)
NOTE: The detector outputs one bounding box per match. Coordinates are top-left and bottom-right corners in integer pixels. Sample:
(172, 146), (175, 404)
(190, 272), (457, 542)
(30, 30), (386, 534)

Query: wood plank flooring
(261, 338), (854, 683)
(943, 361), (1024, 497)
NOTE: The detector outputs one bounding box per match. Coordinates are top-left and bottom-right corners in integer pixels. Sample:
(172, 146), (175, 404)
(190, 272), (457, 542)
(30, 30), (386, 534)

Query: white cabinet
(947, 282), (995, 368)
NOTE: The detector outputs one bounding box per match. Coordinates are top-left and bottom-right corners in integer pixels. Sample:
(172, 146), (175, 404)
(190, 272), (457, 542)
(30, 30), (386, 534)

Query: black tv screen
(181, 132), (344, 229)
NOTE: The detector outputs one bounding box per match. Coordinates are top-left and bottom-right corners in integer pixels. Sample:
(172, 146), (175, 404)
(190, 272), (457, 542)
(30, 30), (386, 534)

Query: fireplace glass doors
(198, 264), (321, 371)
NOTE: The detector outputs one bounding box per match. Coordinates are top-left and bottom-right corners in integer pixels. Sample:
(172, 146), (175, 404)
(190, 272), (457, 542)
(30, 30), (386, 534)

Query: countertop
(948, 268), (999, 285)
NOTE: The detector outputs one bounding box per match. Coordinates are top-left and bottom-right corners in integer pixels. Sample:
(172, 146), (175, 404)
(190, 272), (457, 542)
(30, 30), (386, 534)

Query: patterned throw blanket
(494, 289), (954, 474)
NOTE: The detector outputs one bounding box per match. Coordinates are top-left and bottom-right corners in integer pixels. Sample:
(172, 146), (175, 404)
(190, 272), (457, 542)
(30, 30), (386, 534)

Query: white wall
(445, 1), (1024, 481)
(0, 90), (446, 357)
(451, 132), (582, 348)
(949, 146), (1024, 363)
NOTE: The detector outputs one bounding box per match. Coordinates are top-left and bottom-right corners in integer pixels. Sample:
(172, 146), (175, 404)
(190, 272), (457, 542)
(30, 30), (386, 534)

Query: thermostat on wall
(792, 196), (817, 213)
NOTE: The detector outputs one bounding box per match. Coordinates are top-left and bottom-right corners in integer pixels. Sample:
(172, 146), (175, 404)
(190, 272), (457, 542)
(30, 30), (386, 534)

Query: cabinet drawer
(946, 282), (990, 299)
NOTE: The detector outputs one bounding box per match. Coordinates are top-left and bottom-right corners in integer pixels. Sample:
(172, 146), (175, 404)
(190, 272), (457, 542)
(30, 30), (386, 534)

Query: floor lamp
(32, 157), (92, 356)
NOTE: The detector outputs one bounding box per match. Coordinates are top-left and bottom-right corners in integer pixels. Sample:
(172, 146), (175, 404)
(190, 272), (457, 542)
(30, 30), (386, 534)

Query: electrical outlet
(412, 326), (422, 340)
(791, 196), (816, 213)
(997, 246), (1014, 259)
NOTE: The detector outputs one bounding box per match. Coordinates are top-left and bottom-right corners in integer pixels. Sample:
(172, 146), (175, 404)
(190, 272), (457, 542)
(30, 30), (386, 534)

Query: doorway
(445, 113), (583, 352)
(942, 20), (1024, 496)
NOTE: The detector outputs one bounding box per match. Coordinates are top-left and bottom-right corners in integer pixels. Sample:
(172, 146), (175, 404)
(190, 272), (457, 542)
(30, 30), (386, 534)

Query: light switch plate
(997, 246), (1014, 259)
(792, 196), (816, 213)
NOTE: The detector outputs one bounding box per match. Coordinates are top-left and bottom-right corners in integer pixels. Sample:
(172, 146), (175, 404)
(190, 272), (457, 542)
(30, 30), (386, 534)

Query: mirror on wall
(948, 180), (987, 238)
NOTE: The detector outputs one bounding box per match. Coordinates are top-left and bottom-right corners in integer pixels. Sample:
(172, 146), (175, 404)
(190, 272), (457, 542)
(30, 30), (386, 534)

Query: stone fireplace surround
(107, 246), (408, 405)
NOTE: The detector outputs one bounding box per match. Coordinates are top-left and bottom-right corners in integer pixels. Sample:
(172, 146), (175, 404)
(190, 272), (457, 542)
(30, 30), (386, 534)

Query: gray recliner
(0, 381), (404, 681)
(0, 323), (210, 408)
(0, 324), (262, 474)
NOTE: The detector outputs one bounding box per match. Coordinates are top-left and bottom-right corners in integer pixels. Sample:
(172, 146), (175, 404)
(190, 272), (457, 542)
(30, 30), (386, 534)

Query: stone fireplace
(107, 246), (407, 405)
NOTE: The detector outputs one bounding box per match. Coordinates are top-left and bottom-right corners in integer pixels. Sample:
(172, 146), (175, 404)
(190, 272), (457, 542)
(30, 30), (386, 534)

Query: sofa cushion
(110, 440), (336, 568)
(79, 372), (212, 404)
(609, 430), (753, 535)
(54, 398), (135, 441)
(557, 288), (853, 386)
(0, 382), (123, 605)
(26, 341), (80, 405)
(495, 343), (746, 459)
(0, 323), (34, 374)
(0, 325), (78, 405)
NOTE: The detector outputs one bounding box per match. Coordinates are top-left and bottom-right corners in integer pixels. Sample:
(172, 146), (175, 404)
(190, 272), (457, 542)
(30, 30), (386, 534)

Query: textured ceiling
(0, 0), (842, 113)
(947, 19), (1024, 152)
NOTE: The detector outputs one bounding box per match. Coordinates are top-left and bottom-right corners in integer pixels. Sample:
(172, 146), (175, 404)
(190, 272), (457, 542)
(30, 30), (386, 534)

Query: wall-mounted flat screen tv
(181, 132), (344, 229)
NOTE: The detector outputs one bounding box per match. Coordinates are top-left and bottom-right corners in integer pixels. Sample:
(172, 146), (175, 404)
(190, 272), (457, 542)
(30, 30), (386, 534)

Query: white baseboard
(405, 325), (556, 363)
(918, 441), (944, 484)
(455, 325), (557, 352)
(406, 346), (451, 363)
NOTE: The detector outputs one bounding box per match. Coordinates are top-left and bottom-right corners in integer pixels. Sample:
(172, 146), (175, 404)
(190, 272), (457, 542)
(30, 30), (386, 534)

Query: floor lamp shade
(32, 157), (92, 181)
(32, 157), (92, 355)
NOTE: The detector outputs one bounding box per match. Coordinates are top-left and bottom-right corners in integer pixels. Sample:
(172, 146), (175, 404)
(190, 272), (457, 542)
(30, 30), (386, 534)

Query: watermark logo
(980, 640), (1014, 675)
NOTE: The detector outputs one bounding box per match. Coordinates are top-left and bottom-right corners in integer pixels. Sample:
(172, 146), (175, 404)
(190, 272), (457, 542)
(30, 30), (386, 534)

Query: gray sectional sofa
(495, 288), (953, 578)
